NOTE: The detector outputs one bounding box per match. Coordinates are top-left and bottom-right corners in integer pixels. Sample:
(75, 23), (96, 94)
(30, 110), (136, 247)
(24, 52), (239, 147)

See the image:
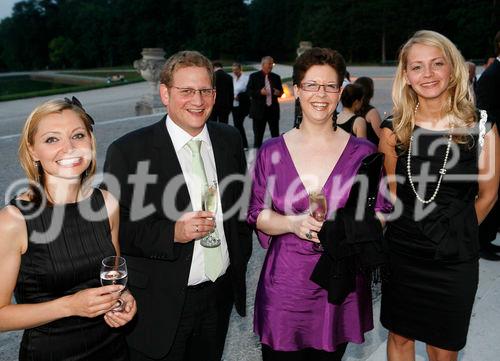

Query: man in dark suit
(247, 56), (283, 148)
(208, 62), (234, 124)
(476, 30), (500, 260)
(103, 50), (252, 360)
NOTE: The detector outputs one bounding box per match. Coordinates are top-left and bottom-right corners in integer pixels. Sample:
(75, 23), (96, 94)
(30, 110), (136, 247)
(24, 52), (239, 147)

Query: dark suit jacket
(476, 58), (500, 127)
(103, 118), (252, 359)
(247, 70), (283, 120)
(214, 69), (234, 115)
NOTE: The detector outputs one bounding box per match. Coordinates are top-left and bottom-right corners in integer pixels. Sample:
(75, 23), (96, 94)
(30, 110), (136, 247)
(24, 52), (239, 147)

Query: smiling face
(404, 43), (452, 103)
(160, 66), (215, 136)
(29, 109), (93, 182)
(295, 64), (340, 124)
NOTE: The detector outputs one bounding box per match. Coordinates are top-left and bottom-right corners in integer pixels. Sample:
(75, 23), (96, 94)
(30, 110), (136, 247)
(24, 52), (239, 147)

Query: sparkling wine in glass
(201, 181), (221, 248)
(309, 190), (327, 251)
(100, 256), (127, 311)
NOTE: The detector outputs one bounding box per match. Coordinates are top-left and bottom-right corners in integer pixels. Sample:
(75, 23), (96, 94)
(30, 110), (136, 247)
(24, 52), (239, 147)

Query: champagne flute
(200, 181), (221, 248)
(100, 256), (128, 311)
(308, 190), (327, 252)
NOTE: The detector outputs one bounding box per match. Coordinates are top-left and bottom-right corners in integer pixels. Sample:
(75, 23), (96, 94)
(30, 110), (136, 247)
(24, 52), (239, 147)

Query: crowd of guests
(0, 29), (498, 361)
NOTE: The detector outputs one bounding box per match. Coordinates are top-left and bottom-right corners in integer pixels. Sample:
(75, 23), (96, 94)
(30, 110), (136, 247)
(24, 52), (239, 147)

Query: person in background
(379, 30), (499, 361)
(475, 30), (500, 261)
(248, 47), (390, 361)
(208, 62), (234, 124)
(247, 56), (283, 148)
(0, 98), (136, 360)
(354, 76), (383, 144)
(337, 83), (367, 138)
(231, 62), (250, 149)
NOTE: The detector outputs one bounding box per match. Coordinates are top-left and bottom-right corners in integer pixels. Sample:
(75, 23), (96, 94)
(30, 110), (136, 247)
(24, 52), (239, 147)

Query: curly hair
(293, 47), (346, 86)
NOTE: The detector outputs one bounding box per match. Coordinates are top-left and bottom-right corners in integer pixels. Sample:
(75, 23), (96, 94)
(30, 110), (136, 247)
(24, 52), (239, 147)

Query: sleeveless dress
(380, 115), (493, 351)
(359, 105), (379, 145)
(337, 114), (358, 136)
(11, 189), (128, 361)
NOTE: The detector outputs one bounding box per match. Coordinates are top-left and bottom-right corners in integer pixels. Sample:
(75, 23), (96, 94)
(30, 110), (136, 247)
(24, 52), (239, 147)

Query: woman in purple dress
(247, 48), (390, 361)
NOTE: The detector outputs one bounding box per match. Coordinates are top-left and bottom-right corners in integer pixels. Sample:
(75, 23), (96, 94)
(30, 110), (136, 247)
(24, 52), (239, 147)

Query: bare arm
(476, 124), (500, 224)
(366, 108), (382, 138)
(353, 116), (367, 138)
(0, 206), (123, 332)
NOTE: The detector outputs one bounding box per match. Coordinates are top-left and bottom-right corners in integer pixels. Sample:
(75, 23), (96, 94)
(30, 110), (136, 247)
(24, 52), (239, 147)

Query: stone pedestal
(296, 41), (312, 57)
(133, 48), (166, 115)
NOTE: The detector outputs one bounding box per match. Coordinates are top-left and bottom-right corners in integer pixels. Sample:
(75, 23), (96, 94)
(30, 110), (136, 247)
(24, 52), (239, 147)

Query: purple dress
(248, 135), (390, 352)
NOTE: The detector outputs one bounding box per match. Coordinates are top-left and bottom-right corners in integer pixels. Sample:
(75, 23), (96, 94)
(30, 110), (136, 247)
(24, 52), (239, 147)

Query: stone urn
(296, 41), (313, 57)
(133, 48), (166, 115)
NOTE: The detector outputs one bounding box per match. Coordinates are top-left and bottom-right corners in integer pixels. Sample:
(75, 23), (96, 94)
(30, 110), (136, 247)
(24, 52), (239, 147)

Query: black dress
(380, 116), (492, 351)
(11, 189), (128, 361)
(337, 114), (358, 135)
(359, 105), (379, 145)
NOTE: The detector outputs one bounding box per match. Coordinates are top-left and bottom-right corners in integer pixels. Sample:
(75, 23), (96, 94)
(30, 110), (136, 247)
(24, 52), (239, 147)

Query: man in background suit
(476, 30), (500, 260)
(247, 56), (283, 148)
(208, 62), (234, 124)
(103, 51), (252, 360)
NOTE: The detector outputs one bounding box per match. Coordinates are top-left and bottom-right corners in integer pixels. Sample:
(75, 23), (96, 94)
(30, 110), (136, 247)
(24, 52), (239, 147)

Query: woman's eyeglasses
(300, 82), (340, 93)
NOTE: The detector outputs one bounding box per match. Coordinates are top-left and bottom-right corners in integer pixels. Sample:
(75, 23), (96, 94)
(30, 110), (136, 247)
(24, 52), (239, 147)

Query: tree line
(0, 0), (497, 71)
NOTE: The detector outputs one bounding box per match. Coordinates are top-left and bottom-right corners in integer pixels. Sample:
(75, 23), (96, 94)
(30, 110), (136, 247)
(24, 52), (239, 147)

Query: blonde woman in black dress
(0, 98), (137, 360)
(379, 30), (499, 361)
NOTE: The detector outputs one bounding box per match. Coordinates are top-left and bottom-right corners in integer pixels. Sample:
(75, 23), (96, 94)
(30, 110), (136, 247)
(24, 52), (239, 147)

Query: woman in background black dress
(354, 76), (382, 145)
(0, 98), (137, 360)
(379, 30), (500, 361)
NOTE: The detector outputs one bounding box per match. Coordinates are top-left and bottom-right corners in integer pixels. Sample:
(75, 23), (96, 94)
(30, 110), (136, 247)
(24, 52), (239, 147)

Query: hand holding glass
(201, 181), (221, 248)
(100, 256), (127, 311)
(308, 190), (327, 251)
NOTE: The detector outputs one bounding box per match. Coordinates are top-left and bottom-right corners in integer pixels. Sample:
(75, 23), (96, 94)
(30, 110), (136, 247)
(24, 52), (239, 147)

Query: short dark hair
(212, 61), (223, 68)
(341, 83), (364, 108)
(160, 50), (214, 87)
(293, 47), (346, 86)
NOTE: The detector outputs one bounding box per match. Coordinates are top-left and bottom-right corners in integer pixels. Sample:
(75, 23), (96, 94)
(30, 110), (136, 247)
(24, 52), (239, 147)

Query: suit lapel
(152, 117), (191, 212)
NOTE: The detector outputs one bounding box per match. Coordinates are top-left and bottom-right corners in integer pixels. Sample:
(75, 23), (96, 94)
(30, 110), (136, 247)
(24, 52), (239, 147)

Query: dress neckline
(280, 134), (352, 195)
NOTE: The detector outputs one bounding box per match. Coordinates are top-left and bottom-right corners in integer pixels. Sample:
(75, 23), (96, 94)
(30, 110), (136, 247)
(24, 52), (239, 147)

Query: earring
(332, 111), (338, 131)
(294, 98), (303, 129)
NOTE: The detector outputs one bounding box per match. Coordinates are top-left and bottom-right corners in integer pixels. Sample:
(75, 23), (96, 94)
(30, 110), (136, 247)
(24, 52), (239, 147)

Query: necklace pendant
(439, 168), (447, 175)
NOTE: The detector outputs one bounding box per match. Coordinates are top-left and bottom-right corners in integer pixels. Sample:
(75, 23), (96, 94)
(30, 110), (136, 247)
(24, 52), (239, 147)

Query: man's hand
(174, 211), (215, 243)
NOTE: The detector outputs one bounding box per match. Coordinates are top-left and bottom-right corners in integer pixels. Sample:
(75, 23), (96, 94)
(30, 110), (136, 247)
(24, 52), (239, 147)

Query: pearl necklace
(406, 102), (453, 204)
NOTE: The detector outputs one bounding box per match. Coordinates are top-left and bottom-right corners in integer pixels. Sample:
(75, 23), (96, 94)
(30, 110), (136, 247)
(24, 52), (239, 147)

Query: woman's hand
(289, 214), (324, 243)
(104, 289), (137, 328)
(65, 285), (123, 318)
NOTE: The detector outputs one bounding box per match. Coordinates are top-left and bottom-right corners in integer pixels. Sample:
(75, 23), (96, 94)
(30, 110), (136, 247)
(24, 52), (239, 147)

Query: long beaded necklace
(406, 102), (453, 204)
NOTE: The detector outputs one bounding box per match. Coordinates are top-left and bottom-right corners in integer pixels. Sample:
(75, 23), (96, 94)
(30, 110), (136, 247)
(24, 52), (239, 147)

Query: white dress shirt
(232, 73), (249, 107)
(166, 116), (230, 285)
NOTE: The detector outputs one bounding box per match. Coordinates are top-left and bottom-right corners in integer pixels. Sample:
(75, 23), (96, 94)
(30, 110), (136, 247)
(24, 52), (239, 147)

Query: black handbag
(310, 152), (386, 304)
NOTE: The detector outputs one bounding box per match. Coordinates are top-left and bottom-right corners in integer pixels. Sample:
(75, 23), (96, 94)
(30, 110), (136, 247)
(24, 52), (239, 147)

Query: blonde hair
(18, 99), (97, 201)
(392, 30), (476, 149)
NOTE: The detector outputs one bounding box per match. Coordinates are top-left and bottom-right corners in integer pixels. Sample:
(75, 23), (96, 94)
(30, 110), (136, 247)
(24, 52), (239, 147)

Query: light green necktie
(187, 139), (222, 282)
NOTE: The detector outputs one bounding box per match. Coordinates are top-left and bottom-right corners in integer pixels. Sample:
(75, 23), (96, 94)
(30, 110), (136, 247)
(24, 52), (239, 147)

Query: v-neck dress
(247, 135), (390, 352)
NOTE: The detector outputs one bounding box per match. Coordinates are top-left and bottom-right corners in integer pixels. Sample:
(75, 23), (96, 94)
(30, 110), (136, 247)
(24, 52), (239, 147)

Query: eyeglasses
(171, 86), (215, 98)
(300, 82), (340, 93)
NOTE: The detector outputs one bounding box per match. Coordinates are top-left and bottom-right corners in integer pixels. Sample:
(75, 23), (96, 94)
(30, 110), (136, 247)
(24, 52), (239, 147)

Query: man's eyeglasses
(300, 82), (340, 93)
(171, 86), (215, 98)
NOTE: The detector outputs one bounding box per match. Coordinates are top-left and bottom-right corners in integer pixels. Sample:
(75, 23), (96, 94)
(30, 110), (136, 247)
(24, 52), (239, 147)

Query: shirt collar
(166, 115), (212, 152)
